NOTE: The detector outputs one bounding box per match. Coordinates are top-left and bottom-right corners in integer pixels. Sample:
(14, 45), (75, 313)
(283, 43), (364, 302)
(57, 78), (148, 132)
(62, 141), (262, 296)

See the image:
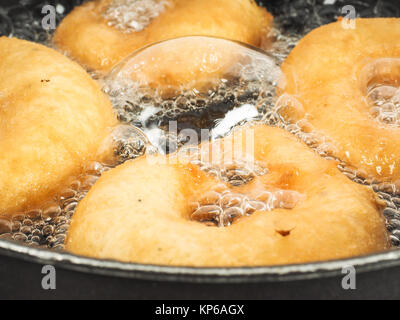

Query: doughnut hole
(361, 58), (400, 126)
(189, 161), (303, 228)
(65, 125), (389, 266)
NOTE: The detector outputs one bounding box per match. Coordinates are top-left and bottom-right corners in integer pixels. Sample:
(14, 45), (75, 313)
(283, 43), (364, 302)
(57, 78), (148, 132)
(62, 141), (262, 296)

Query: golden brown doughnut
(105, 36), (280, 97)
(0, 37), (117, 216)
(279, 18), (400, 183)
(66, 124), (389, 266)
(53, 0), (273, 73)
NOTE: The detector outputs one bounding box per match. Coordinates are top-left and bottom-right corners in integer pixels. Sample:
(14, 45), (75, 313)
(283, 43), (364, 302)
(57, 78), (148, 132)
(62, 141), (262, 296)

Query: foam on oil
(103, 0), (171, 33)
(1, 0), (400, 248)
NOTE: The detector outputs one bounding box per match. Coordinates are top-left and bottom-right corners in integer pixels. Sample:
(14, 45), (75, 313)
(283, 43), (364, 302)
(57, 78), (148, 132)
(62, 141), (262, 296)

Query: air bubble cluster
(191, 188), (301, 228)
(194, 159), (268, 187)
(103, 0), (171, 33)
(368, 85), (400, 126)
(266, 94), (337, 158)
(0, 125), (148, 249)
(189, 160), (302, 227)
(102, 37), (281, 153)
(267, 93), (400, 246)
(0, 176), (92, 249)
(105, 77), (276, 152)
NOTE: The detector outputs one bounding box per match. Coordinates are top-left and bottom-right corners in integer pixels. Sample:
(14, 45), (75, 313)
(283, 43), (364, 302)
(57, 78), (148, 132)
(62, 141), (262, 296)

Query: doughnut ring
(278, 18), (400, 183)
(0, 37), (117, 216)
(66, 124), (388, 266)
(53, 0), (273, 73)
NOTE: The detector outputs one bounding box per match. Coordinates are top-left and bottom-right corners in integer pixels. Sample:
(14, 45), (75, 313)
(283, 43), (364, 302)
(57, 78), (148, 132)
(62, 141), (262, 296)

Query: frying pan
(1, 0), (400, 300)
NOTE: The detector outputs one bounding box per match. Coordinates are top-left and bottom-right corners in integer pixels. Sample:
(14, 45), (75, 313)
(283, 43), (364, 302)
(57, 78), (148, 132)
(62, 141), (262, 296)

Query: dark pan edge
(1, 239), (400, 284)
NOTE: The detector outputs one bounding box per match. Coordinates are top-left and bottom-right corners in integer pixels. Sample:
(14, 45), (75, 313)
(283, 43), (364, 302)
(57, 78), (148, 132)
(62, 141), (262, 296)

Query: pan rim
(1, 239), (399, 283)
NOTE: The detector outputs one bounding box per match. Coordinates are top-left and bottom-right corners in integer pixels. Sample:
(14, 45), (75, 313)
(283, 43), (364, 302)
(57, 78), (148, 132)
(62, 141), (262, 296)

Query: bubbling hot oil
(269, 90), (400, 246)
(189, 166), (302, 228)
(368, 85), (400, 126)
(366, 82), (400, 245)
(191, 187), (301, 228)
(174, 145), (303, 228)
(102, 37), (282, 154)
(0, 174), (96, 249)
(0, 125), (148, 249)
(103, 0), (171, 33)
(104, 77), (276, 153)
(0, 0), (400, 249)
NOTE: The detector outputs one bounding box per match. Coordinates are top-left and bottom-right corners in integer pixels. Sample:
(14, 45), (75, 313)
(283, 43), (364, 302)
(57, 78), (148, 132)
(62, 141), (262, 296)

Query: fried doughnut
(279, 18), (400, 182)
(53, 0), (273, 73)
(0, 37), (117, 216)
(65, 125), (389, 266)
(105, 36), (280, 97)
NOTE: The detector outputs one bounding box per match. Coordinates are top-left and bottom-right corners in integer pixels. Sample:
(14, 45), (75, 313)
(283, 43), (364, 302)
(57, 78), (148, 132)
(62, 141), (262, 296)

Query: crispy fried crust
(279, 18), (400, 182)
(66, 125), (389, 266)
(53, 0), (273, 73)
(0, 37), (117, 215)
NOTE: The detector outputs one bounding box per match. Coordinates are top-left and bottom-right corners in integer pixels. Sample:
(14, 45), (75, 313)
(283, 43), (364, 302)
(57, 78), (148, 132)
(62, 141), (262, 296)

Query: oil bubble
(102, 36), (282, 153)
(103, 0), (171, 33)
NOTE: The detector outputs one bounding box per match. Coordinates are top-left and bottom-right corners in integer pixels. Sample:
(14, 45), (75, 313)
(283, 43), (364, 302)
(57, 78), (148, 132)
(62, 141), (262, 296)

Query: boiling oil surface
(0, 0), (400, 249)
